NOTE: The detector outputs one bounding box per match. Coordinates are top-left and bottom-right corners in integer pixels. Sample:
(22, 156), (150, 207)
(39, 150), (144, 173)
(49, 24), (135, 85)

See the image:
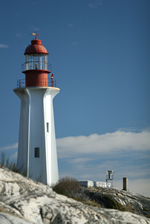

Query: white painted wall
(79, 181), (94, 188)
(14, 89), (30, 172)
(94, 181), (106, 188)
(14, 87), (60, 186)
(79, 181), (107, 188)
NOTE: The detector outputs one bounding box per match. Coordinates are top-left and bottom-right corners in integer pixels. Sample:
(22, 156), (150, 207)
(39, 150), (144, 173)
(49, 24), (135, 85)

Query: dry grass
(0, 152), (27, 177)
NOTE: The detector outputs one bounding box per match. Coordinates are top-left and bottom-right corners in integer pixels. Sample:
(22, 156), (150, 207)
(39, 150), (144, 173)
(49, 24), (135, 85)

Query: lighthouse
(14, 34), (60, 186)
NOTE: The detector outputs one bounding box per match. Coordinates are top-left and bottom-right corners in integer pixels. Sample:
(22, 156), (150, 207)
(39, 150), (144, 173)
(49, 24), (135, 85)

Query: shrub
(53, 176), (80, 197)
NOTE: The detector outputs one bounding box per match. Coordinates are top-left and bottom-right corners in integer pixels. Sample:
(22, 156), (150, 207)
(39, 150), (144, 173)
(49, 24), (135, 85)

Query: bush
(53, 176), (80, 197)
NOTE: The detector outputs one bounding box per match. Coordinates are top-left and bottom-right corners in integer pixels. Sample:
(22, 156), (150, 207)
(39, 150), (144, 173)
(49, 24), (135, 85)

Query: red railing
(17, 79), (56, 88)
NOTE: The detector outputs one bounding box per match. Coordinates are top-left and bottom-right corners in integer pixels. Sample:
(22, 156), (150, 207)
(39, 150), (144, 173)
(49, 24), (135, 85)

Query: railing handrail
(17, 79), (56, 88)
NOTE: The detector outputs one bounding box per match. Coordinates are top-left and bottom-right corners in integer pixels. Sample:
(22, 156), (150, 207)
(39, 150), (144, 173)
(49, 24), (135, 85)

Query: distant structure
(123, 177), (128, 191)
(106, 170), (114, 187)
(14, 33), (60, 186)
(79, 181), (107, 188)
(79, 180), (94, 188)
(79, 171), (114, 188)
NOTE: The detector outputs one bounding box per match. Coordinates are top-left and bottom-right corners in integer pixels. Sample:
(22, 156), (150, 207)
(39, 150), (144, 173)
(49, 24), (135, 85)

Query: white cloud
(0, 143), (18, 151)
(69, 157), (94, 164)
(68, 24), (73, 28)
(72, 41), (78, 46)
(32, 1), (37, 5)
(62, 156), (149, 180)
(0, 44), (8, 48)
(88, 0), (102, 8)
(59, 155), (150, 197)
(31, 26), (40, 32)
(57, 130), (150, 197)
(57, 130), (150, 158)
(1, 130), (149, 196)
(16, 31), (22, 38)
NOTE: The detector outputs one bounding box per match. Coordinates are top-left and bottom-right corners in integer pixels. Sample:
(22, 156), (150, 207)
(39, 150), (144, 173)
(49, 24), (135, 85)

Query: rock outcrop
(0, 167), (150, 224)
(84, 187), (150, 218)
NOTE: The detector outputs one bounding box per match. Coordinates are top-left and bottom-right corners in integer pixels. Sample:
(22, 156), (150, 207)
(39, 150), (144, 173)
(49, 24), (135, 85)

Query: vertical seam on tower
(26, 88), (30, 178)
(43, 89), (48, 184)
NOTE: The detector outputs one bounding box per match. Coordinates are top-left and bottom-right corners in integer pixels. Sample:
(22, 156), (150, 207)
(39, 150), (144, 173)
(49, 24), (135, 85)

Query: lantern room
(19, 34), (55, 87)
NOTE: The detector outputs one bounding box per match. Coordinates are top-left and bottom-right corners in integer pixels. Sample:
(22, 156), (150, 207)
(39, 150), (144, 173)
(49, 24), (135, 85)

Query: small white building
(94, 181), (106, 188)
(79, 180), (111, 188)
(79, 180), (94, 188)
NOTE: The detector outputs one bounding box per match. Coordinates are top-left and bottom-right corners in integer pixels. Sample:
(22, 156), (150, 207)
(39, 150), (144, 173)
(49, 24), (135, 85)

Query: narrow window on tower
(35, 147), (40, 158)
(47, 122), (49, 133)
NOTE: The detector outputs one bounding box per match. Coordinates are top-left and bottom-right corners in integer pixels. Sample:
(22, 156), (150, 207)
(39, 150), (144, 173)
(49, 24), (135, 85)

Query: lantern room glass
(25, 54), (48, 70)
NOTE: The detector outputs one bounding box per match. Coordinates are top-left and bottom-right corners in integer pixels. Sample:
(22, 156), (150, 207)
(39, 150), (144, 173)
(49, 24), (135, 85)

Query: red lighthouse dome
(22, 34), (51, 87)
(24, 39), (49, 55)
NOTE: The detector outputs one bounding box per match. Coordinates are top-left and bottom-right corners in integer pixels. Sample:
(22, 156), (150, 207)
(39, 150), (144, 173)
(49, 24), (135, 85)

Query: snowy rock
(0, 212), (32, 224)
(0, 167), (150, 224)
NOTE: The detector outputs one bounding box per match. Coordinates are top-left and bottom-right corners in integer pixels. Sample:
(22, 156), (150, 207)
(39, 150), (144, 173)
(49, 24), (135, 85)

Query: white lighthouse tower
(14, 34), (59, 186)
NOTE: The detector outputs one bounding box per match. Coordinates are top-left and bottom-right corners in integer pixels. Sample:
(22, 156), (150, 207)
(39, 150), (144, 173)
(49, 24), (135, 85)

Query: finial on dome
(31, 32), (40, 39)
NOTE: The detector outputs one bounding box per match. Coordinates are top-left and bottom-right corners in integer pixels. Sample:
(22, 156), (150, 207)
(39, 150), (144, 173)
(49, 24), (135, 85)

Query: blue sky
(0, 0), (150, 196)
